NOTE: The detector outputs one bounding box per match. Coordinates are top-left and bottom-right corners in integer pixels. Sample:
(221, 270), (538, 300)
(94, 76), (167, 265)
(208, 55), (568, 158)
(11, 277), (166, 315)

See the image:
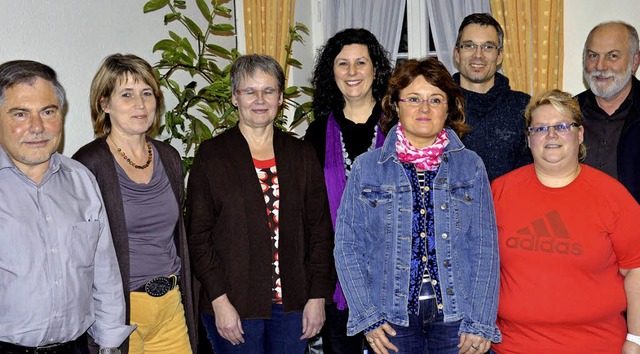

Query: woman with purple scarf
(304, 28), (392, 354)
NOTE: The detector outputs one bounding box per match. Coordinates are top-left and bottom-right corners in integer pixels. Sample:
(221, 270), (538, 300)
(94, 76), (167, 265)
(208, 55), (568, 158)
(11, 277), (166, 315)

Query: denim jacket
(334, 125), (501, 342)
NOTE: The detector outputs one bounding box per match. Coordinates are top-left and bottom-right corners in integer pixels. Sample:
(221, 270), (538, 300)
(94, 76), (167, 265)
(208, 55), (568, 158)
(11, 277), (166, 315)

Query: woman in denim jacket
(334, 58), (501, 354)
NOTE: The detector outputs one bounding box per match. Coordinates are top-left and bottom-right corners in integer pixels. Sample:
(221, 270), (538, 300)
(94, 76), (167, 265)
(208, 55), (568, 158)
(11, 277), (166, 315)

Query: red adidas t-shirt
(491, 164), (640, 354)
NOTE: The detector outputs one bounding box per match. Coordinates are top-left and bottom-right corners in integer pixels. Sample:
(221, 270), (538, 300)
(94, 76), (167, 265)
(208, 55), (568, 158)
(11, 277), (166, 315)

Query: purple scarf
(325, 112), (385, 310)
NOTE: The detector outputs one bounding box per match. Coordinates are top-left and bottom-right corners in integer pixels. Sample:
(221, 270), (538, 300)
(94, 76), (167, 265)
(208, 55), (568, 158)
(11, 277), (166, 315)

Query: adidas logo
(505, 210), (583, 256)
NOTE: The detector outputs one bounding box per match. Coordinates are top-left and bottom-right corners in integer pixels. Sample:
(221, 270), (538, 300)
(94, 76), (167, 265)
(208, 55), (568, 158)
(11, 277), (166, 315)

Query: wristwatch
(99, 348), (121, 354)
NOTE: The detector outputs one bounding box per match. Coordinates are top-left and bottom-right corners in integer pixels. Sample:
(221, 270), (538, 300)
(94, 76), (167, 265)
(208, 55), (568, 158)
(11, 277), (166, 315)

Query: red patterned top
(253, 157), (281, 304)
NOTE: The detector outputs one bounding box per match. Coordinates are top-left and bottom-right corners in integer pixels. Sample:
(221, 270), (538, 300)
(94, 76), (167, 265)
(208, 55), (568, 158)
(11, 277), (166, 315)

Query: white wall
(3, 0), (639, 155)
(563, 0), (640, 95)
(0, 0), (234, 156)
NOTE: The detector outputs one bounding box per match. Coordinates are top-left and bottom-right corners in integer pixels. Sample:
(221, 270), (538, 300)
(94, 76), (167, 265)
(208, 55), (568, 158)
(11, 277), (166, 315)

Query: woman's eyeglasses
(527, 122), (581, 136)
(399, 96), (448, 108)
(235, 87), (281, 100)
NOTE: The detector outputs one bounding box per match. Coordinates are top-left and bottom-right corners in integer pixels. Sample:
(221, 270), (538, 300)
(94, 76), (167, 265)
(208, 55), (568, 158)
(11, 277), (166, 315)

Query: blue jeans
(387, 299), (461, 354)
(201, 304), (308, 354)
(321, 302), (373, 354)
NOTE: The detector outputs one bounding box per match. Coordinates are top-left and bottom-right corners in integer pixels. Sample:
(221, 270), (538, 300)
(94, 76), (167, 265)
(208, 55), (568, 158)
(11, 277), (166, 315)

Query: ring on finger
(471, 344), (479, 350)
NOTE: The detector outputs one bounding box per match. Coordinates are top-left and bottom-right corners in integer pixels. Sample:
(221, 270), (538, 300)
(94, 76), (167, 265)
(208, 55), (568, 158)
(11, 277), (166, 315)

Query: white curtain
(323, 0), (407, 63)
(426, 0), (491, 73)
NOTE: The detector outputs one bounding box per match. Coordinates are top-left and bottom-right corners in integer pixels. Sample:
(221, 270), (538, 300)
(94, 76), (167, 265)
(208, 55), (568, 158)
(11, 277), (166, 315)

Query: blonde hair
(90, 54), (164, 138)
(525, 89), (586, 161)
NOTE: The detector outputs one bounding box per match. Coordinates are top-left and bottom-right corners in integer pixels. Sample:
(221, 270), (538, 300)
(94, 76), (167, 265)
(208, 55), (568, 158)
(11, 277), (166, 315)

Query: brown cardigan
(187, 126), (335, 318)
(73, 138), (197, 353)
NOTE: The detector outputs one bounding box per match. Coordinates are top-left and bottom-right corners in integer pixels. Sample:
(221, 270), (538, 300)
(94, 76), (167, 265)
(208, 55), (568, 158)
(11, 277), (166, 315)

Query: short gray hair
(583, 21), (640, 61)
(230, 54), (285, 93)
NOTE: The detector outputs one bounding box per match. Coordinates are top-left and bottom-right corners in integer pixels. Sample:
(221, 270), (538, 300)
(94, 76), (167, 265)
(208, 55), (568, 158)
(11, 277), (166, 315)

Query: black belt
(132, 274), (179, 297)
(0, 333), (87, 354)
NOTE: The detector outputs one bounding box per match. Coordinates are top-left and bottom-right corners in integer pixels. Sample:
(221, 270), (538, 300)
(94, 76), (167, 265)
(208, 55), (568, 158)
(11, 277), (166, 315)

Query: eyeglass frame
(398, 96), (448, 108)
(234, 87), (282, 99)
(456, 42), (502, 53)
(526, 122), (581, 136)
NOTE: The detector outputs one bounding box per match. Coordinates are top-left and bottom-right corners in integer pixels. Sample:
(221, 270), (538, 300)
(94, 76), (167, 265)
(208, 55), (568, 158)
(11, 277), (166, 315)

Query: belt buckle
(34, 343), (61, 353)
(144, 275), (177, 297)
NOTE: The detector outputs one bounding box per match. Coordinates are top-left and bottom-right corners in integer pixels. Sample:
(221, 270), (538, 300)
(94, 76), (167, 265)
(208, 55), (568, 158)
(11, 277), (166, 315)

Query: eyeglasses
(399, 96), (448, 108)
(456, 43), (501, 53)
(234, 87), (281, 100)
(527, 122), (581, 136)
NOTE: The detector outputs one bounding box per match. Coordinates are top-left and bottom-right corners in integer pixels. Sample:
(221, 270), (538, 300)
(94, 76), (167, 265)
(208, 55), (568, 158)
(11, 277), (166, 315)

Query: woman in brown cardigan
(186, 54), (334, 354)
(73, 54), (196, 354)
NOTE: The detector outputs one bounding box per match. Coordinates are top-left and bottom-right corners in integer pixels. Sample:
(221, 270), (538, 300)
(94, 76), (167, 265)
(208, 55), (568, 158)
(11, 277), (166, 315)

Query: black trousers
(0, 333), (89, 354)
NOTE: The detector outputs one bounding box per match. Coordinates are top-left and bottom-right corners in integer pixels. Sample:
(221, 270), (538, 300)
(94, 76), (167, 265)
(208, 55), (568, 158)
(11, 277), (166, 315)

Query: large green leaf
(206, 44), (232, 57)
(143, 0), (169, 13)
(283, 86), (298, 95)
(152, 39), (177, 52)
(195, 0), (212, 22)
(183, 16), (203, 39)
(210, 23), (234, 32)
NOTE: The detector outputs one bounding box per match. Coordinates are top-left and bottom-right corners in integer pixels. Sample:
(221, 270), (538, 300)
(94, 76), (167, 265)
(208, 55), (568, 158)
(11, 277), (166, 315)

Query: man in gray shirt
(0, 60), (132, 353)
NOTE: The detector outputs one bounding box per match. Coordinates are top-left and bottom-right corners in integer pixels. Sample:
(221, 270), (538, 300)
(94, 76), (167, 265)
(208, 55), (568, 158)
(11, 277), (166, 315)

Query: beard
(584, 62), (633, 99)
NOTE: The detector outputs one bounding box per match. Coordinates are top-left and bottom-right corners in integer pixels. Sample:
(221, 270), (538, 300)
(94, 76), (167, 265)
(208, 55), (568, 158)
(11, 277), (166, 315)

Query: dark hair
(381, 58), (469, 137)
(230, 54), (285, 93)
(90, 54), (165, 138)
(0, 60), (66, 109)
(455, 13), (504, 49)
(311, 28), (393, 119)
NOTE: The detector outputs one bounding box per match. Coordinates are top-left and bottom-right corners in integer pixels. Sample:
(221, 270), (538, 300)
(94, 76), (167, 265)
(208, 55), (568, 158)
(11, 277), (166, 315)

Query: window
(396, 0), (437, 65)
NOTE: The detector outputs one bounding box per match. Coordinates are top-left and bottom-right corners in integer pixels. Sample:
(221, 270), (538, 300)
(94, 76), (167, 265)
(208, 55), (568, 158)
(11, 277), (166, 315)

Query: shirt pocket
(449, 182), (475, 231)
(69, 221), (100, 268)
(359, 185), (394, 208)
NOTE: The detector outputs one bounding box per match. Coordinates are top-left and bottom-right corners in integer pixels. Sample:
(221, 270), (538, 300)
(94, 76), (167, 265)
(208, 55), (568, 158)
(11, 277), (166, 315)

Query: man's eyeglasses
(399, 96), (447, 108)
(527, 122), (581, 136)
(235, 87), (281, 100)
(456, 43), (501, 53)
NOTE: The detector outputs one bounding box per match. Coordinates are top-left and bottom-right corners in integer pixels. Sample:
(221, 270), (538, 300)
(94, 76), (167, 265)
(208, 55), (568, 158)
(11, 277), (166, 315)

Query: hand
(458, 333), (491, 354)
(365, 322), (398, 354)
(623, 339), (640, 354)
(211, 294), (244, 345)
(300, 298), (325, 339)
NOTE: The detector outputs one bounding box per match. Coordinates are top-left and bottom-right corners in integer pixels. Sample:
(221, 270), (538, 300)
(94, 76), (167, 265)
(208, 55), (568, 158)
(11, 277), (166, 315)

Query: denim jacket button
(443, 156), (448, 162)
(438, 178), (446, 183)
(437, 303), (444, 310)
(441, 233), (448, 239)
(443, 260), (450, 266)
(440, 203), (447, 210)
(446, 288), (454, 295)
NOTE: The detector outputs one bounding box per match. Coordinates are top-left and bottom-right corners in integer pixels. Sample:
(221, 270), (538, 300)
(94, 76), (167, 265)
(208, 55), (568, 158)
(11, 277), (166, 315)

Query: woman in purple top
(73, 54), (196, 354)
(304, 28), (392, 354)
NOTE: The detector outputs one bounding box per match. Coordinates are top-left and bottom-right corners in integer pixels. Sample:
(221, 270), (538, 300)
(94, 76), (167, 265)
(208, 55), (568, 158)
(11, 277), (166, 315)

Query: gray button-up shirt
(0, 149), (133, 347)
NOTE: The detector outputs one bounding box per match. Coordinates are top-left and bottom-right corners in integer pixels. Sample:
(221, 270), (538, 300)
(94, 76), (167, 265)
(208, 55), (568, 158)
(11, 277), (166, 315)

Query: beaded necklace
(110, 136), (153, 170)
(340, 126), (378, 177)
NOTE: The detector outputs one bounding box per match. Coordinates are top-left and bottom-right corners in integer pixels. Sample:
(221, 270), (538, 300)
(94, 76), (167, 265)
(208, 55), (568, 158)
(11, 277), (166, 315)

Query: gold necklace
(110, 137), (153, 170)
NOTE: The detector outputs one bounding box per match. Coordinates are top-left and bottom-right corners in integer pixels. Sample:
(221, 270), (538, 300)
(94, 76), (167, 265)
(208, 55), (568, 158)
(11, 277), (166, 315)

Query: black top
(304, 103), (383, 166)
(577, 76), (640, 203)
(454, 72), (532, 181)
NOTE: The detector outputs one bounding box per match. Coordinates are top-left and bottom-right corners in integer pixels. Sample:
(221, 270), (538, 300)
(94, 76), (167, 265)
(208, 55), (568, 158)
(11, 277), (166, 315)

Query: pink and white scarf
(395, 123), (449, 171)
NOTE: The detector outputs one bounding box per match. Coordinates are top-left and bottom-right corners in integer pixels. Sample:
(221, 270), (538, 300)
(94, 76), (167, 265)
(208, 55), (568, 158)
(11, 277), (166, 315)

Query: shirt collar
(0, 148), (64, 184)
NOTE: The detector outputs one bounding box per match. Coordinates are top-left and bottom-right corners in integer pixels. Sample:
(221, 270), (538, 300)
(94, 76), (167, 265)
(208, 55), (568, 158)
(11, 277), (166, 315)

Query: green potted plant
(144, 0), (313, 172)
